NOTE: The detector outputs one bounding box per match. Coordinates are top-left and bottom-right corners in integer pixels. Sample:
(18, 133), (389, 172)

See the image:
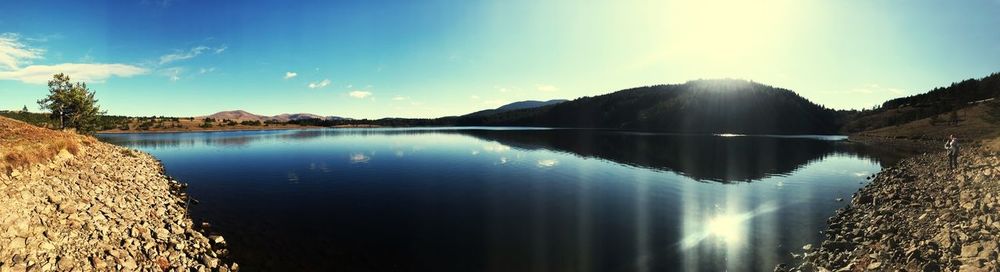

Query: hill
(463, 99), (567, 117)
(203, 110), (267, 121)
(453, 79), (845, 135)
(843, 72), (1000, 133)
(203, 110), (348, 122)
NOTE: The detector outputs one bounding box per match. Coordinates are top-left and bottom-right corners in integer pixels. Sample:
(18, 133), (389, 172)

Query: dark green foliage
(240, 120), (262, 126)
(843, 72), (1000, 132)
(37, 74), (106, 134)
(0, 111), (51, 126)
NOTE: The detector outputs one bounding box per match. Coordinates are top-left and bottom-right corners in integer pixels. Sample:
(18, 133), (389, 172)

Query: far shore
(96, 124), (404, 134)
(97, 125), (325, 134)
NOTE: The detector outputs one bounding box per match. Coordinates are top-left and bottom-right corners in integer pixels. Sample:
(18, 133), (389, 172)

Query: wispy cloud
(0, 33), (44, 70)
(199, 67), (215, 74)
(536, 84), (559, 92)
(161, 67), (183, 81)
(0, 63), (148, 84)
(158, 45), (226, 65)
(494, 86), (518, 93)
(308, 79), (331, 89)
(349, 91), (373, 98)
(284, 71), (297, 79)
(0, 33), (147, 84)
(392, 96), (407, 101)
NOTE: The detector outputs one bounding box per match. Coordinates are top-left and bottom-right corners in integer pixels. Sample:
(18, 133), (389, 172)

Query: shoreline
(0, 117), (237, 271)
(97, 125), (324, 134)
(779, 146), (999, 271)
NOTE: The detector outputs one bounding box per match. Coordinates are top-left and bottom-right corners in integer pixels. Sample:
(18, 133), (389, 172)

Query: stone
(56, 257), (74, 270)
(202, 255), (219, 268)
(961, 243), (981, 258)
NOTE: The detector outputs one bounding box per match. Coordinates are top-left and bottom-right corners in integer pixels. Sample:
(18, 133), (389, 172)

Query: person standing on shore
(945, 135), (960, 170)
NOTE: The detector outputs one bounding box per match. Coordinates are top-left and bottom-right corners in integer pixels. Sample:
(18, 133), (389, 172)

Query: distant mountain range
(463, 99), (568, 117)
(202, 110), (349, 122)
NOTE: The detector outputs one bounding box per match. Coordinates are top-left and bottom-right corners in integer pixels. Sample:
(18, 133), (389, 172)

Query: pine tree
(36, 73), (105, 134)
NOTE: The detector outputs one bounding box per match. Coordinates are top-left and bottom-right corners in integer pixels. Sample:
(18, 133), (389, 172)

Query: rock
(155, 227), (171, 240)
(802, 244), (813, 251)
(961, 243), (981, 258)
(210, 235), (226, 245)
(202, 255), (219, 268)
(56, 257), (74, 270)
(867, 262), (881, 270)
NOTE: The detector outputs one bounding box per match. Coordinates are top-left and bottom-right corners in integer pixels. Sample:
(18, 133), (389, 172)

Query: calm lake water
(98, 128), (891, 271)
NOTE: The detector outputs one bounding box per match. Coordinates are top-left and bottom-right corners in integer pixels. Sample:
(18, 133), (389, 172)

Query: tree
(21, 105), (28, 112)
(37, 73), (106, 134)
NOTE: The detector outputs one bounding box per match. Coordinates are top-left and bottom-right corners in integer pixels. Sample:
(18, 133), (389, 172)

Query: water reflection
(101, 128), (892, 183)
(96, 128), (895, 271)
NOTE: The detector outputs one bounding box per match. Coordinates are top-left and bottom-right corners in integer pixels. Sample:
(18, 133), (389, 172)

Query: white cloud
(496, 86), (513, 93)
(284, 71), (297, 79)
(0, 63), (148, 84)
(0, 33), (44, 70)
(161, 67), (183, 81)
(158, 45), (226, 65)
(349, 91), (373, 98)
(469, 95), (480, 100)
(536, 84), (559, 92)
(0, 33), (147, 84)
(199, 67), (216, 74)
(308, 79), (331, 89)
(392, 96), (407, 101)
(159, 46), (208, 65)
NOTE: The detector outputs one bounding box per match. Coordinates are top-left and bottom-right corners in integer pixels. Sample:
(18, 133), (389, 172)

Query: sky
(1, 0), (998, 119)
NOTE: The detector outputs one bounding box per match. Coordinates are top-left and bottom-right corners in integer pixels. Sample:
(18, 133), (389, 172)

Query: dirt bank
(0, 117), (236, 271)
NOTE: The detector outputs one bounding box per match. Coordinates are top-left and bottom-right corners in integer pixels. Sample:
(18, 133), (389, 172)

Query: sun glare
(706, 214), (744, 243)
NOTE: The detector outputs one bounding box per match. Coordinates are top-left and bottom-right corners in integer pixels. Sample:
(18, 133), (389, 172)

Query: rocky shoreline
(779, 147), (999, 271)
(1, 129), (236, 270)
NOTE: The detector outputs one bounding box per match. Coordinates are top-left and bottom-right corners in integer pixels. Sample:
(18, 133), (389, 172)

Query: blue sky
(1, 0), (999, 119)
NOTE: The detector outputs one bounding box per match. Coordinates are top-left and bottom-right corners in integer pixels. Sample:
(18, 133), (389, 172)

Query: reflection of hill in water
(99, 128), (899, 183)
(451, 129), (891, 182)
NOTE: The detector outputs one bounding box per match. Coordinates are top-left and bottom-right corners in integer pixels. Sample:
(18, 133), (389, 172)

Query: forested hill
(842, 72), (1000, 132)
(453, 79), (845, 135)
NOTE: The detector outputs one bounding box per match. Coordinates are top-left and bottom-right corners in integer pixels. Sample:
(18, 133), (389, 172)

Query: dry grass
(0, 116), (85, 175)
(861, 103), (1000, 144)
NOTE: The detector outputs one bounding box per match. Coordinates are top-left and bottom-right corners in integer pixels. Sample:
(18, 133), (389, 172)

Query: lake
(98, 128), (891, 271)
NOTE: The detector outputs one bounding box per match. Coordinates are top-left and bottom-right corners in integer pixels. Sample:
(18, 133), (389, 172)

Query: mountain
(497, 99), (568, 111)
(464, 99), (568, 117)
(203, 110), (268, 121)
(202, 110), (348, 121)
(452, 79), (844, 135)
